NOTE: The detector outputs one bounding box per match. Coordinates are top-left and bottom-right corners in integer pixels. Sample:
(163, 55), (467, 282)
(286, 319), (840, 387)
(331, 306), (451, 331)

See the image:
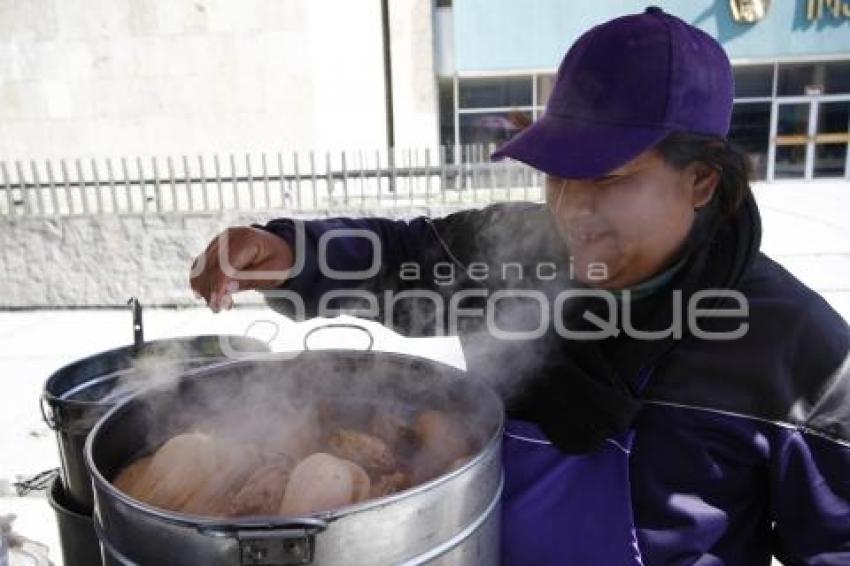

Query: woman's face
(545, 149), (717, 289)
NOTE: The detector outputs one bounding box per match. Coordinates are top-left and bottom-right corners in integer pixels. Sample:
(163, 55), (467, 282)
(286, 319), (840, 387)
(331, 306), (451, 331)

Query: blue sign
(453, 0), (850, 72)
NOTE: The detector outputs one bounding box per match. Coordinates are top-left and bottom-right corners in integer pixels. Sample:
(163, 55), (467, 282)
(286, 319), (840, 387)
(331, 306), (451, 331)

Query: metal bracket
(197, 518), (326, 566)
(39, 395), (57, 430)
(238, 529), (315, 565)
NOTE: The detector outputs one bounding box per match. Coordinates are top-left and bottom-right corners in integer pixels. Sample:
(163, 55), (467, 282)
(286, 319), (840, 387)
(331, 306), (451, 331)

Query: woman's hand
(190, 226), (294, 312)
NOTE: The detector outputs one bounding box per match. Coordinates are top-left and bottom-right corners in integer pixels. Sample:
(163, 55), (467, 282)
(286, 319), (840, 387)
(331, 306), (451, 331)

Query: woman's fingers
(190, 227), (226, 291)
(203, 230), (248, 311)
(190, 226), (294, 312)
(219, 291), (234, 312)
(189, 237), (221, 304)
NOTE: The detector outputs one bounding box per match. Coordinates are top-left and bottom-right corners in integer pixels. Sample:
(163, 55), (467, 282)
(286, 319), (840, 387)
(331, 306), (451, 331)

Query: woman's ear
(687, 162), (719, 209)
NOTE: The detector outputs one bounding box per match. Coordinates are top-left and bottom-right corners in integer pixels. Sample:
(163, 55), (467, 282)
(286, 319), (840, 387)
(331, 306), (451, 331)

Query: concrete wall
(389, 0), (440, 150)
(0, 206), (462, 308)
(0, 212), (272, 307)
(0, 0), (440, 161)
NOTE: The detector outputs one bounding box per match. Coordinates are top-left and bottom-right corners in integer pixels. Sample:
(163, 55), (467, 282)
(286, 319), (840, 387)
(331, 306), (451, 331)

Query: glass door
(813, 100), (850, 178)
(772, 100), (812, 180)
(770, 97), (850, 180)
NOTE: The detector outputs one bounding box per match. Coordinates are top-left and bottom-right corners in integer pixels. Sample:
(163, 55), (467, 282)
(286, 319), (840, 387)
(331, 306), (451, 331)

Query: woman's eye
(595, 175), (623, 186)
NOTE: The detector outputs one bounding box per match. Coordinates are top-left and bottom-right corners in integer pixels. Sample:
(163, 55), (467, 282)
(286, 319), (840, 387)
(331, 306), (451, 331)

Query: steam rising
(62, 337), (268, 432)
(104, 352), (502, 518)
(100, 204), (575, 515)
(105, 341), (202, 403)
(398, 204), (578, 403)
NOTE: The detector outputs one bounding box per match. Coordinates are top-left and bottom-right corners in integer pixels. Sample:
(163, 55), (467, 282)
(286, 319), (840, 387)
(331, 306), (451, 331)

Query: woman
(191, 8), (850, 564)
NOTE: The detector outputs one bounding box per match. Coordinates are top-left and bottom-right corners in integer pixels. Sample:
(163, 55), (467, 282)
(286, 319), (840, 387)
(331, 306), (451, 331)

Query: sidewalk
(1, 180), (848, 565)
(754, 180), (850, 313)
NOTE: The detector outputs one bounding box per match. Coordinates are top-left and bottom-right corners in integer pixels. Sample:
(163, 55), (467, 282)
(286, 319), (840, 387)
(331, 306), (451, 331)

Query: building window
(733, 64), (774, 98)
(456, 76), (533, 151)
(777, 103), (810, 136)
(536, 74), (556, 106)
(729, 102), (771, 180)
(459, 77), (533, 109)
(444, 74), (553, 151)
(458, 111), (532, 147)
(817, 101), (850, 136)
(824, 61), (850, 94)
(774, 145), (807, 179)
(778, 63), (819, 96)
(778, 61), (850, 96)
(814, 143), (847, 178)
(730, 60), (850, 180)
(814, 101), (849, 178)
(730, 63), (774, 180)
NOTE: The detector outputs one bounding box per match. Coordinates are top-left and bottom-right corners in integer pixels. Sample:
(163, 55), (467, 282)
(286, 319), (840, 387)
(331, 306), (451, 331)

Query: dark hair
(655, 132), (752, 219)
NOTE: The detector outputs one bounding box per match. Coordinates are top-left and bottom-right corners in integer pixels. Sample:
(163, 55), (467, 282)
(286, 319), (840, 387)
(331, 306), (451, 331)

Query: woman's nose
(552, 179), (597, 216)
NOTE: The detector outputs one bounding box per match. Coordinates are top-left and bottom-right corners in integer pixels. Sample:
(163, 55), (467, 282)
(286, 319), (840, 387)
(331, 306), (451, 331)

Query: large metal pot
(43, 334), (270, 510)
(86, 343), (504, 565)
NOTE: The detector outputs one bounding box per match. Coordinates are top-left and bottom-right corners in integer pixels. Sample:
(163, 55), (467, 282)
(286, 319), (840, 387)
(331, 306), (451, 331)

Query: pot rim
(43, 334), (270, 410)
(84, 350), (505, 530)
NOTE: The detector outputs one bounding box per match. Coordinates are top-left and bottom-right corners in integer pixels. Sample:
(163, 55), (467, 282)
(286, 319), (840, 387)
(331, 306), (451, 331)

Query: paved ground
(1, 180), (847, 564)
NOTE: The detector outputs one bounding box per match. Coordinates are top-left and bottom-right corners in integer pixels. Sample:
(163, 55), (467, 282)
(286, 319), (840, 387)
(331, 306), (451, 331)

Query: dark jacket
(260, 200), (850, 564)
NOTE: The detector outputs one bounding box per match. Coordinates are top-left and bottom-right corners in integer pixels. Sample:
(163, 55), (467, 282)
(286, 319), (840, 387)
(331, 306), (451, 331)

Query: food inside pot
(112, 404), (474, 518)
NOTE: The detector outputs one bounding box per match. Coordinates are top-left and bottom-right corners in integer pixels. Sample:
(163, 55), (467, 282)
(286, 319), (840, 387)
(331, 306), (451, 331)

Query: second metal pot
(43, 334), (269, 509)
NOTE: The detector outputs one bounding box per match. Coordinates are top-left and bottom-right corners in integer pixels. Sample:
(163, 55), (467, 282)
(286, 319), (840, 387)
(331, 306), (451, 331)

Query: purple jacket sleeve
(769, 426), (850, 564)
(255, 203), (550, 325)
(255, 215), (453, 323)
(768, 293), (850, 563)
(769, 327), (850, 565)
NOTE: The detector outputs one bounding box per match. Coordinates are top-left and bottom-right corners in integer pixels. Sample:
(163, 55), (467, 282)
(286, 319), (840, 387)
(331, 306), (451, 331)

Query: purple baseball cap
(491, 6), (733, 179)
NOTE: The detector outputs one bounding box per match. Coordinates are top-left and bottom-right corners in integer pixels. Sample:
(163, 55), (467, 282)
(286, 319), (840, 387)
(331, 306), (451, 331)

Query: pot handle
(197, 518), (328, 566)
(302, 323), (375, 352)
(128, 297), (144, 353)
(39, 395), (57, 430)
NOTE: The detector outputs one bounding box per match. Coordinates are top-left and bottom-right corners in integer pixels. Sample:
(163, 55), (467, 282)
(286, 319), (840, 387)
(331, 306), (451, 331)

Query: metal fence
(0, 145), (545, 218)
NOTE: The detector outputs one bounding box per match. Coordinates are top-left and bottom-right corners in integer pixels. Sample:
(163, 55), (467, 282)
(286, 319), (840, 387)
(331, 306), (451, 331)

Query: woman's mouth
(568, 230), (610, 244)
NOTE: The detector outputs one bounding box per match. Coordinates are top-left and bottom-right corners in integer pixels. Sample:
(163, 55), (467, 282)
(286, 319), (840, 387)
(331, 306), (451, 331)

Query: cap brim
(491, 113), (672, 179)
